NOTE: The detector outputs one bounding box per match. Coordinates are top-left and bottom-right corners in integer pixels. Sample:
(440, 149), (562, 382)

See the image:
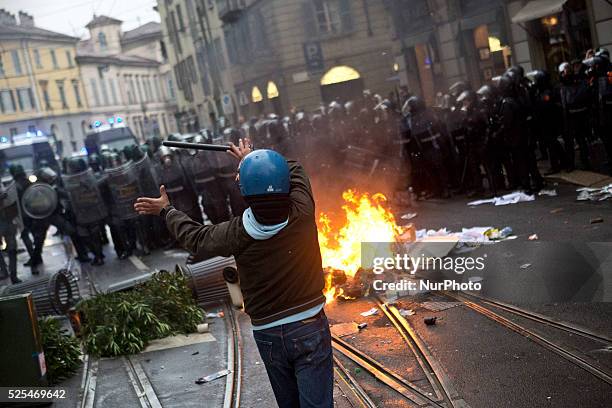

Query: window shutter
(339, 0), (353, 32)
(17, 90), (24, 111)
(302, 1), (317, 38)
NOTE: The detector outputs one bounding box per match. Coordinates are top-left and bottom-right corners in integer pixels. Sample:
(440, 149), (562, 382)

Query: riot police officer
(402, 96), (451, 198)
(181, 135), (229, 224)
(457, 90), (492, 196)
(63, 157), (106, 265)
(559, 61), (592, 170)
(529, 70), (567, 174)
(0, 170), (22, 284)
(158, 146), (203, 224)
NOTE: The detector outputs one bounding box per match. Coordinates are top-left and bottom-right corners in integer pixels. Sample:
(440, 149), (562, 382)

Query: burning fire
(318, 190), (404, 302)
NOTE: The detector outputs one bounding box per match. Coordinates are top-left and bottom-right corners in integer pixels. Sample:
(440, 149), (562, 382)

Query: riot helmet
(506, 66), (525, 79)
(527, 70), (550, 90)
(476, 85), (495, 102)
(449, 81), (469, 98)
(457, 90), (477, 110)
(595, 48), (610, 61)
(239, 149), (290, 225)
(402, 96), (426, 115)
(67, 157), (88, 175)
(497, 75), (515, 97)
(88, 154), (102, 172)
(159, 145), (174, 167)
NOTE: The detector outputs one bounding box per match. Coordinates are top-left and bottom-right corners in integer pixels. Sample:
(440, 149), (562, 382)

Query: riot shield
(21, 183), (58, 219)
(62, 169), (108, 225)
(133, 155), (160, 197)
(105, 162), (142, 220)
(0, 179), (23, 229)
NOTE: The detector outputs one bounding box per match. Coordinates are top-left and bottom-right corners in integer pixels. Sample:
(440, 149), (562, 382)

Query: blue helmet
(239, 150), (290, 197)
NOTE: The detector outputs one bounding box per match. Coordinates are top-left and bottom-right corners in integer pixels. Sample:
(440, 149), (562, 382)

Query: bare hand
(134, 186), (170, 216)
(227, 138), (253, 161)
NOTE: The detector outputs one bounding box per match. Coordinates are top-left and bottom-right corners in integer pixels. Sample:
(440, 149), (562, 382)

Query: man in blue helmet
(135, 138), (333, 408)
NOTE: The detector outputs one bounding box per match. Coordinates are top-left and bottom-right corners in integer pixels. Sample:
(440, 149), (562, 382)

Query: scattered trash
(330, 323), (360, 337)
(484, 226), (513, 240)
(550, 208), (563, 214)
(195, 369), (232, 384)
(191, 351), (200, 355)
(468, 191), (535, 207)
(206, 311), (224, 319)
(160, 365), (165, 370)
(538, 189), (557, 197)
(424, 317), (437, 326)
(399, 309), (415, 317)
(360, 307), (379, 317)
(355, 368), (362, 374)
(590, 218), (604, 224)
(528, 234), (539, 241)
(576, 184), (612, 201)
(520, 263), (532, 269)
(401, 212), (418, 220)
(357, 323), (368, 330)
(196, 323), (209, 333)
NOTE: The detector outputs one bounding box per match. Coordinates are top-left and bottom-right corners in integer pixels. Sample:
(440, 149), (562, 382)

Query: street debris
(415, 226), (516, 243)
(195, 369), (231, 384)
(330, 323), (360, 337)
(399, 309), (415, 317)
(424, 317), (437, 326)
(360, 307), (379, 317)
(191, 351), (200, 355)
(590, 217), (604, 224)
(196, 323), (209, 333)
(550, 208), (563, 214)
(357, 323), (368, 330)
(205, 311), (224, 319)
(529, 234), (539, 241)
(576, 184), (612, 202)
(538, 189), (557, 197)
(484, 227), (513, 240)
(467, 191), (535, 207)
(520, 263), (532, 269)
(401, 212), (418, 220)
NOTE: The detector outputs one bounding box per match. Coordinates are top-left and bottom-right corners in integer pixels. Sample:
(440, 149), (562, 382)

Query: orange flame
(318, 190), (403, 302)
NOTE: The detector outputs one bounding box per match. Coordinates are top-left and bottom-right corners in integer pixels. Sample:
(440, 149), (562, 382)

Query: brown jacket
(164, 160), (325, 326)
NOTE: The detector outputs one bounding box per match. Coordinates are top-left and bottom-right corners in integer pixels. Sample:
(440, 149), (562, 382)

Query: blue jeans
(252, 310), (334, 408)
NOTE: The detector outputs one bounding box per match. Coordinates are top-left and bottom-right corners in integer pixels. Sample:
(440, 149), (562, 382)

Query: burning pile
(317, 190), (405, 302)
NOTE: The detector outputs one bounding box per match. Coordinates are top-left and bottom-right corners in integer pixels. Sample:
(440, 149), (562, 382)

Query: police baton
(162, 141), (232, 152)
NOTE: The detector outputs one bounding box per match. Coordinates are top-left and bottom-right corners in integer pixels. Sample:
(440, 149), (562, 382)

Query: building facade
(76, 16), (178, 142)
(216, 0), (398, 117)
(156, 0), (237, 132)
(386, 0), (612, 104)
(0, 9), (90, 155)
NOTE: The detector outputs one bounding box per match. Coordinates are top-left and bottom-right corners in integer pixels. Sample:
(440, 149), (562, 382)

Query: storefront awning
(511, 0), (567, 24)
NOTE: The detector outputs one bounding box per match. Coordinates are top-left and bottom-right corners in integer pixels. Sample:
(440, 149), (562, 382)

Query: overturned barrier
(0, 268), (81, 316)
(178, 256), (239, 306)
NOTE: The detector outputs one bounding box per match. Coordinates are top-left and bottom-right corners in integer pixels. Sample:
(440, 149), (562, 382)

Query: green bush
(38, 317), (82, 385)
(78, 269), (203, 357)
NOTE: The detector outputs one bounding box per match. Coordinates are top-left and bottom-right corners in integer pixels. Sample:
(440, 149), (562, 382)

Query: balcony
(218, 0), (246, 24)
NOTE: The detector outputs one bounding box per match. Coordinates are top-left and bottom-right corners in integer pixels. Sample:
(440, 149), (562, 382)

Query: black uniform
(559, 68), (592, 170)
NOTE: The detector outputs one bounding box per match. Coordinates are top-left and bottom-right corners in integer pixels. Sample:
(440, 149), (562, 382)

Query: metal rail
(331, 334), (443, 407)
(123, 356), (163, 408)
(454, 292), (612, 344)
(374, 297), (468, 408)
(223, 302), (242, 408)
(443, 291), (612, 386)
(333, 356), (377, 408)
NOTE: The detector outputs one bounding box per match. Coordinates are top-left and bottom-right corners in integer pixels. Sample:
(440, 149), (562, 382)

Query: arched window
(251, 86), (263, 103)
(98, 32), (107, 50)
(267, 81), (279, 99)
(320, 65), (361, 85)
